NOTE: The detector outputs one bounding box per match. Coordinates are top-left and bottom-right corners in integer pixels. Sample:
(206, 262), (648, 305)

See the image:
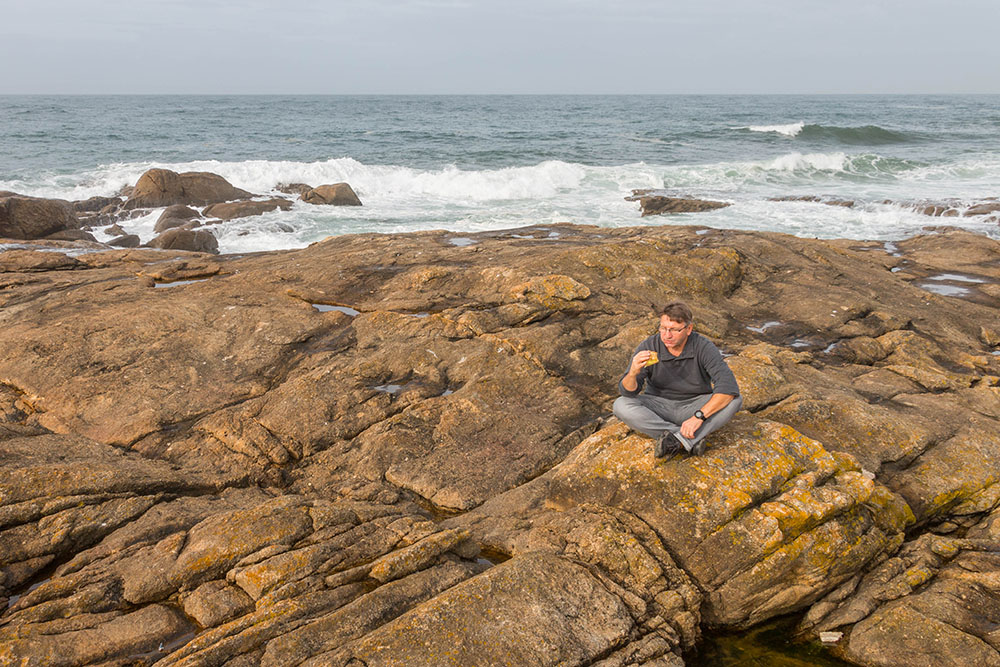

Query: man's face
(658, 315), (691, 349)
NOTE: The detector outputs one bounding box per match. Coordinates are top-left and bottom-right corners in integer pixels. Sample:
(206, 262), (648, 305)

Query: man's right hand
(629, 350), (656, 376)
(622, 350), (655, 392)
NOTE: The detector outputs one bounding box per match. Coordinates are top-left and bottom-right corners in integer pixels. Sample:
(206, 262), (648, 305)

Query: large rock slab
(457, 419), (913, 629)
(0, 223), (999, 665)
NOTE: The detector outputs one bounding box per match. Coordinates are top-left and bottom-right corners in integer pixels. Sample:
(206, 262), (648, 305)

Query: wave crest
(738, 123), (913, 145)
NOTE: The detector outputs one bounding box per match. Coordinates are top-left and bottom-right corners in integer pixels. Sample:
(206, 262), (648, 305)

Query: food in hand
(644, 351), (659, 366)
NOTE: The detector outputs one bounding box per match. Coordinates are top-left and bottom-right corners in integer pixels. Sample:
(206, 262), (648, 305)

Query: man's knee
(612, 396), (639, 422)
(714, 395), (743, 424)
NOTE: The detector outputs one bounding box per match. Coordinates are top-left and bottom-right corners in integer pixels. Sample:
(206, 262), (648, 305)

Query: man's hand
(680, 415), (704, 440)
(621, 350), (656, 393)
(629, 350), (656, 375)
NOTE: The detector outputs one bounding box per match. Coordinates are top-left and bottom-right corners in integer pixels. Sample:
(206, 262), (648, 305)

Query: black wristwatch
(694, 410), (707, 420)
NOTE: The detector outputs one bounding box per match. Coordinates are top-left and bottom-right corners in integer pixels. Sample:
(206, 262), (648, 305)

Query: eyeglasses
(658, 325), (689, 335)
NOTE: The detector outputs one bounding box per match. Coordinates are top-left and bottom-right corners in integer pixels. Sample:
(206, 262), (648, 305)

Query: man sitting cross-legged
(613, 301), (742, 457)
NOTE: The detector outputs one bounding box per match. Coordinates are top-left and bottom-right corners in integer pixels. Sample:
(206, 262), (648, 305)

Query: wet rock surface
(202, 198), (293, 220)
(1, 223), (999, 665)
(626, 190), (731, 216)
(300, 183), (363, 207)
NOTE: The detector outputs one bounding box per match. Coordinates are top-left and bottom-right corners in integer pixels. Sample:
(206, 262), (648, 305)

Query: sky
(2, 0), (998, 95)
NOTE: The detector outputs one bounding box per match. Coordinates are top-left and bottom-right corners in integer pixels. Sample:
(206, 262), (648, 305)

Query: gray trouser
(612, 393), (743, 451)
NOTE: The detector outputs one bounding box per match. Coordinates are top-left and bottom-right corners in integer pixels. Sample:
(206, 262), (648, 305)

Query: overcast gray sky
(2, 0), (998, 94)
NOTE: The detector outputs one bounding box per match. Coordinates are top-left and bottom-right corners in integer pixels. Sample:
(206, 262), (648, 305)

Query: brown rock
(802, 508), (1000, 666)
(156, 204), (202, 225)
(327, 553), (638, 666)
(301, 183), (362, 206)
(44, 229), (98, 242)
(203, 198), (293, 220)
(73, 196), (121, 213)
(182, 580), (254, 628)
(277, 183), (312, 197)
(0, 604), (191, 665)
(146, 228), (219, 254)
(0, 195), (78, 240)
(154, 217), (199, 233)
(1, 223), (999, 664)
(108, 234), (141, 248)
(0, 249), (82, 273)
(124, 168), (253, 209)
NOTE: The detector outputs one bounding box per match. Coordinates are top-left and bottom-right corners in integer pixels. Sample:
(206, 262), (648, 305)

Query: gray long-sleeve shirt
(618, 331), (740, 400)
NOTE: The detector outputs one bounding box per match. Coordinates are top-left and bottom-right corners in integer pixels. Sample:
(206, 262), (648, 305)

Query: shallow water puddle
(447, 237), (477, 247)
(373, 383), (403, 394)
(927, 273), (988, 283)
(154, 278), (211, 288)
(917, 272), (989, 297)
(917, 283), (971, 297)
(746, 321), (782, 333)
(6, 578), (51, 609)
(312, 304), (360, 316)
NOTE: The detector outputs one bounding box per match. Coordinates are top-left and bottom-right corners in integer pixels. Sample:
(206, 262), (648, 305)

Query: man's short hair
(658, 301), (693, 325)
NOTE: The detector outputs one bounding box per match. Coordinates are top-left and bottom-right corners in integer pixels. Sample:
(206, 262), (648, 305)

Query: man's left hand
(680, 416), (703, 440)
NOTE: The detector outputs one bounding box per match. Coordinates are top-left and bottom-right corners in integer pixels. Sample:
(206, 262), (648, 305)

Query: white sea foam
(740, 122), (805, 137)
(764, 152), (849, 172)
(6, 153), (1000, 255)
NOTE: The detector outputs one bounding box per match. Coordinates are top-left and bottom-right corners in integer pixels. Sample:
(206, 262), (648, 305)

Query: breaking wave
(739, 123), (914, 145)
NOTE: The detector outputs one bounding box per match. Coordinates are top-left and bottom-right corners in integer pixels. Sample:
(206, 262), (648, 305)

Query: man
(613, 301), (742, 457)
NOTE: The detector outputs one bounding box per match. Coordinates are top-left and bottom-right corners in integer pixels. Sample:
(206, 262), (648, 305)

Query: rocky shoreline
(1, 194), (1000, 665)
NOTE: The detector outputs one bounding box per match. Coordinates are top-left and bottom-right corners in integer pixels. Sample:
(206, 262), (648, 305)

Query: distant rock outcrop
(124, 168), (253, 209)
(0, 194), (79, 240)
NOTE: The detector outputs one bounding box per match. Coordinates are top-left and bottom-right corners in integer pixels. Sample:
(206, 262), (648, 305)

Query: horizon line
(2, 91), (1000, 97)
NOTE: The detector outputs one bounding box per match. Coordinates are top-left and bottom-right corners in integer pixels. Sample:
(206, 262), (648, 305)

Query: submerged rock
(627, 190), (730, 216)
(203, 198), (293, 220)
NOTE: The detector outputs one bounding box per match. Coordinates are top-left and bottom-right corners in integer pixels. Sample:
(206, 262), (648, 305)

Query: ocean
(2, 94), (998, 254)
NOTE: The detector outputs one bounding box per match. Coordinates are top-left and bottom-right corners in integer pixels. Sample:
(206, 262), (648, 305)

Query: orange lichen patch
(368, 528), (471, 584)
(510, 274), (591, 308)
(170, 498), (313, 587)
(233, 544), (327, 600)
(707, 506), (896, 626)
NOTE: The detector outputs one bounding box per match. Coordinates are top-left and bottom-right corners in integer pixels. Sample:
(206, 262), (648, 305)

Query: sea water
(1, 95), (998, 253)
